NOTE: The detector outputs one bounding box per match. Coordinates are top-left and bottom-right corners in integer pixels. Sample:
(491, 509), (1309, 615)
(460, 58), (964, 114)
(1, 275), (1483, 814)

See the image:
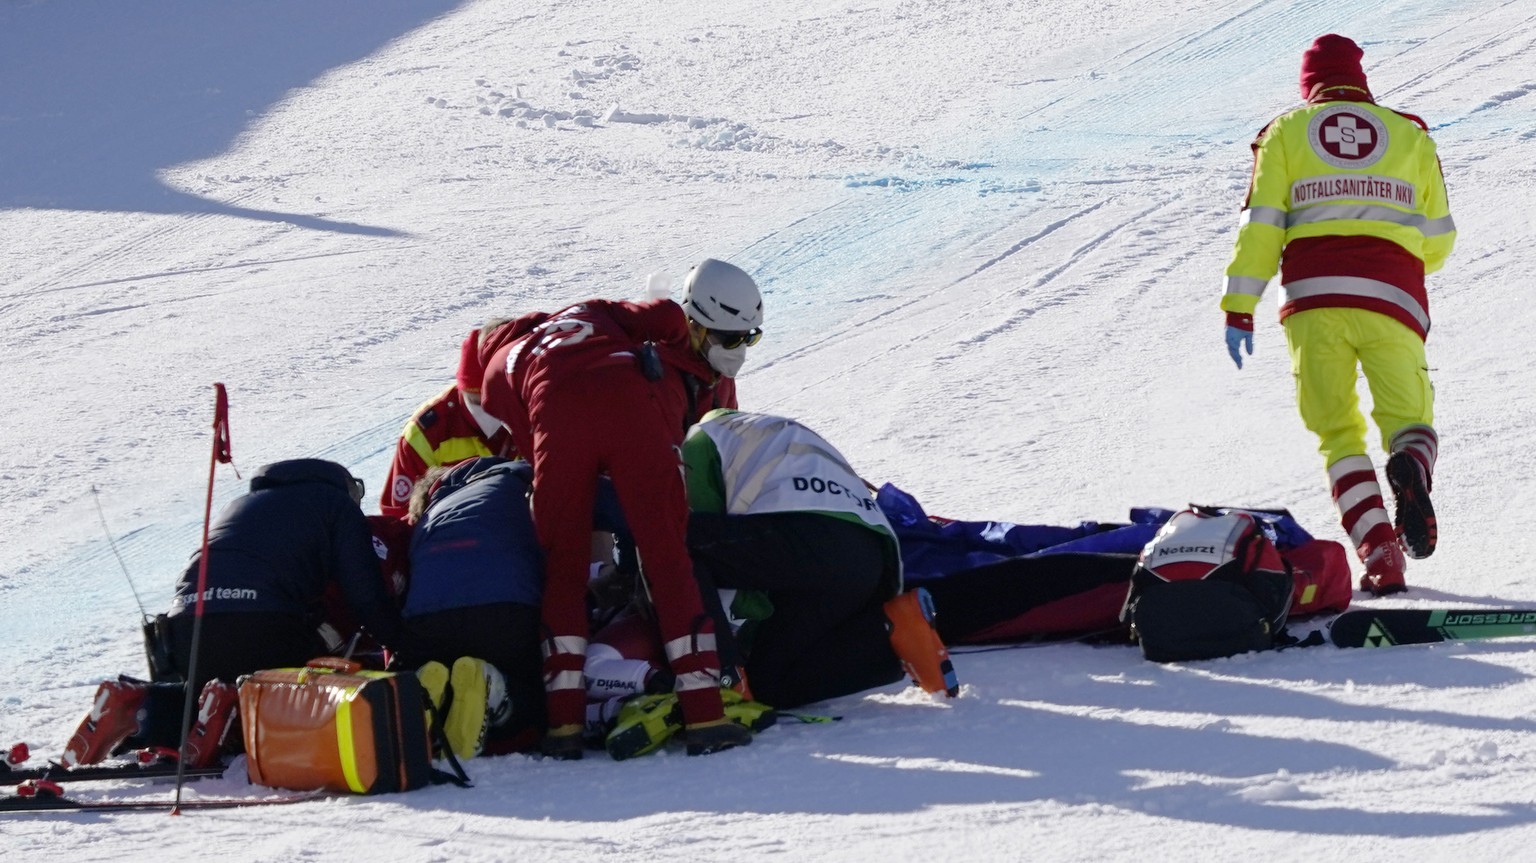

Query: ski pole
(91, 485), (149, 620)
(173, 383), (234, 814)
(91, 485), (176, 680)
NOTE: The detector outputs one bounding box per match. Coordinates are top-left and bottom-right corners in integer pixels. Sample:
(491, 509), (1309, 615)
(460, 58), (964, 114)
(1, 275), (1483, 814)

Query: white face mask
(705, 341), (748, 378)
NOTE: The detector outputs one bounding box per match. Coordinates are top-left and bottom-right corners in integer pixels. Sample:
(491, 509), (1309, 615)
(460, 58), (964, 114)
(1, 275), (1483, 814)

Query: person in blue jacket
(165, 458), (402, 696)
(401, 456), (630, 752)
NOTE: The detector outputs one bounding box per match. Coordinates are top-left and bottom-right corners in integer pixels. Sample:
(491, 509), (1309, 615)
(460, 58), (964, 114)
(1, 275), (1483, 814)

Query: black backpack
(1120, 508), (1295, 663)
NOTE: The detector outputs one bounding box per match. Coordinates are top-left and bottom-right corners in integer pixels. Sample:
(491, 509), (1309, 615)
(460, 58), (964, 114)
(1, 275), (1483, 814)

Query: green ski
(1330, 608), (1536, 648)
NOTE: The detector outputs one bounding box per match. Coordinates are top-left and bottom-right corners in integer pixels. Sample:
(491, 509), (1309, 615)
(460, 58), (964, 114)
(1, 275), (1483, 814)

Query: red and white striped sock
(1328, 455), (1396, 559)
(1390, 425), (1438, 491)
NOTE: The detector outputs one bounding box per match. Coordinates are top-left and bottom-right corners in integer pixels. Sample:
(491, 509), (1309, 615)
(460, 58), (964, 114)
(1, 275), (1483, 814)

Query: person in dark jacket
(401, 455), (632, 754)
(164, 458), (402, 696)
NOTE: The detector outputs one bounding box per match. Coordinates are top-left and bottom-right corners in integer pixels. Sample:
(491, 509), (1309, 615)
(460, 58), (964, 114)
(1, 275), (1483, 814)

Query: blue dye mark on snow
(842, 175), (969, 190)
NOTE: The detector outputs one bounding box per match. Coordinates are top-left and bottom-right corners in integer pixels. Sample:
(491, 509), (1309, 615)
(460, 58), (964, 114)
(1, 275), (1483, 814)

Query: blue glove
(1225, 326), (1253, 369)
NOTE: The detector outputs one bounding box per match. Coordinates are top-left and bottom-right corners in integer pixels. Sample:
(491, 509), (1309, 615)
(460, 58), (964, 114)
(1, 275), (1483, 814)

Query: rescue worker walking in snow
(476, 258), (762, 759)
(1221, 34), (1455, 595)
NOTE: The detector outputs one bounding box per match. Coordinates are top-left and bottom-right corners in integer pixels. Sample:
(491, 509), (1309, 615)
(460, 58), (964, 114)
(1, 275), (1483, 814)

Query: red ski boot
(183, 680), (239, 768)
(60, 678), (148, 767)
(1360, 539), (1408, 596)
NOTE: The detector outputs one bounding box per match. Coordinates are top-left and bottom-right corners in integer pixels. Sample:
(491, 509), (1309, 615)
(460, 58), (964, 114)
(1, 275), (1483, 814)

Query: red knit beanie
(455, 328), (484, 395)
(1299, 34), (1369, 100)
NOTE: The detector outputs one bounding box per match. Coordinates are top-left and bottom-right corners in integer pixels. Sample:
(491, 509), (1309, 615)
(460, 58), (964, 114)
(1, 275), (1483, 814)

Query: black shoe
(1386, 451), (1436, 559)
(683, 719), (752, 756)
(540, 726), (585, 761)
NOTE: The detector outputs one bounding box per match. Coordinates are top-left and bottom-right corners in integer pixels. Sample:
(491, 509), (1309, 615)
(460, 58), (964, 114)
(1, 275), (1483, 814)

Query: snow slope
(3, 0), (1536, 859)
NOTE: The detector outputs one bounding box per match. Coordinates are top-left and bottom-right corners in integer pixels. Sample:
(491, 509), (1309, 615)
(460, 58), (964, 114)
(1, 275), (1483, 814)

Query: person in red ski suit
(378, 328), (519, 517)
(477, 258), (763, 759)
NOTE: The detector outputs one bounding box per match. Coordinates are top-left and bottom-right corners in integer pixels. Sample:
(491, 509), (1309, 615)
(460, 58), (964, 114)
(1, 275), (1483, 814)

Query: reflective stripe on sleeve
(433, 437), (493, 465)
(1421, 214), (1456, 237)
(403, 425), (492, 471)
(403, 422), (437, 466)
(1224, 275), (1268, 297)
(1240, 206), (1288, 229)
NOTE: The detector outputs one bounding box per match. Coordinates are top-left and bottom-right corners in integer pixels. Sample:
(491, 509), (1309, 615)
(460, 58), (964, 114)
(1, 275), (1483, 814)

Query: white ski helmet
(682, 258), (763, 332)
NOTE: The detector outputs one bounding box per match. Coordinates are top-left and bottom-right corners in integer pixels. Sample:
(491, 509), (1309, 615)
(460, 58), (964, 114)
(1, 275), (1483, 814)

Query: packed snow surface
(3, 0), (1535, 860)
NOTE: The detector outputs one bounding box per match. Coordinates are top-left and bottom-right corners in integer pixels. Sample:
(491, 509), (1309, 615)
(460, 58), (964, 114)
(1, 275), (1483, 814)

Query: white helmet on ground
(682, 258), (763, 331)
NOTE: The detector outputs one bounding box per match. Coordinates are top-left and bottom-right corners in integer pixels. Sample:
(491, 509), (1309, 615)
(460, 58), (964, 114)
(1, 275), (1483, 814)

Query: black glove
(588, 563), (635, 612)
(644, 668), (677, 694)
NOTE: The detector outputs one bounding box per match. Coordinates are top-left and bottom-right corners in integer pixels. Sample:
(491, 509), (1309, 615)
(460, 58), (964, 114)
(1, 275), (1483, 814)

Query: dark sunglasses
(710, 328), (763, 349)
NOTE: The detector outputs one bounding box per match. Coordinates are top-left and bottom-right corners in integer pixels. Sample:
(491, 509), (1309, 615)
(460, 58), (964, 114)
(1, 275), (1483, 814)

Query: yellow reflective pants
(1284, 307), (1434, 469)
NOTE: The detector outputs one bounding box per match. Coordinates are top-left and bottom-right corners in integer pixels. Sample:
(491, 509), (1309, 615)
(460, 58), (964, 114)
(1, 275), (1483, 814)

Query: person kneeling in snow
(400, 455), (631, 760)
(163, 458), (403, 691)
(63, 459), (402, 768)
(683, 408), (958, 708)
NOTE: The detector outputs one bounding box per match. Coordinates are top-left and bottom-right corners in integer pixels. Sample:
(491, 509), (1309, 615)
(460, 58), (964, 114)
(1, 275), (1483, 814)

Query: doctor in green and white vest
(681, 408), (909, 708)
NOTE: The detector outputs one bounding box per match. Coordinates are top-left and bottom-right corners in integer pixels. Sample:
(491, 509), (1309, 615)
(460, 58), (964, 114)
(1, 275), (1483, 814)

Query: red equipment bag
(1121, 508), (1297, 662)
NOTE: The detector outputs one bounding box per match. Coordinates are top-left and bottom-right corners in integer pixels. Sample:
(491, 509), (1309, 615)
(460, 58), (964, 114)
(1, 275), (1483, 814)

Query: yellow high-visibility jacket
(378, 385), (510, 517)
(1222, 97), (1455, 339)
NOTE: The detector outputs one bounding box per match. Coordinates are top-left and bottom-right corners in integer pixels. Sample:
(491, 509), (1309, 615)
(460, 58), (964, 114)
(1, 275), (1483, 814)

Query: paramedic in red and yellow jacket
(378, 328), (517, 517)
(1221, 34), (1455, 596)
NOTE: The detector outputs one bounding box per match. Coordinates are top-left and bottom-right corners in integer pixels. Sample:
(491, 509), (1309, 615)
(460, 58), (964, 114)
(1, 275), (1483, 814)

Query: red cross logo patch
(1307, 105), (1388, 168)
